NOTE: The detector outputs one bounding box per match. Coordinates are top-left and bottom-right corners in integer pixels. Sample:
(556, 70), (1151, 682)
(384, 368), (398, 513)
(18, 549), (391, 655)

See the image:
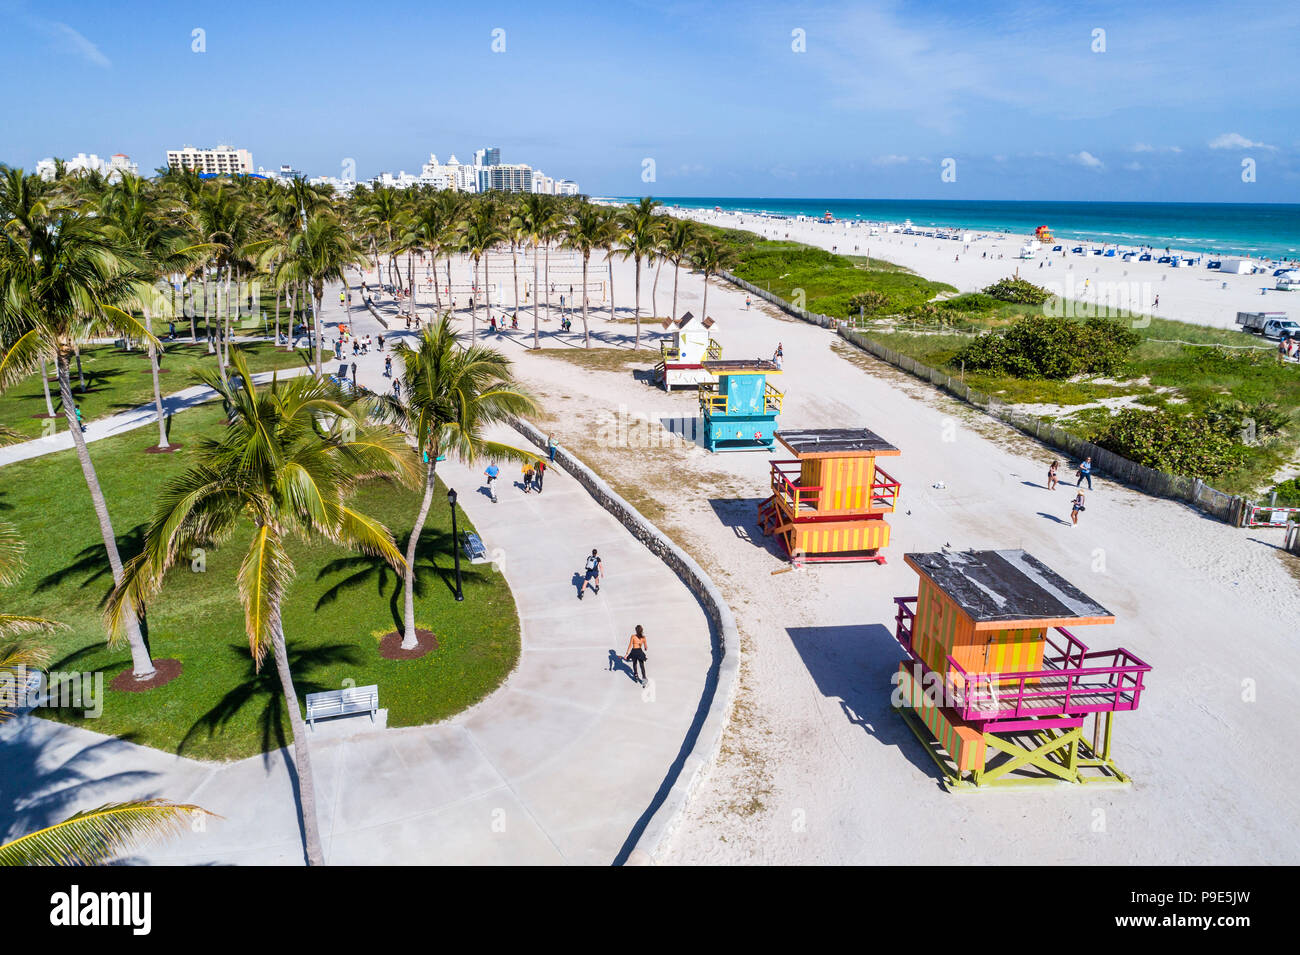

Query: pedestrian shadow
(571, 571), (586, 597)
(786, 623), (945, 786)
(1021, 481), (1050, 489)
(607, 649), (638, 682)
(1037, 511), (1072, 525)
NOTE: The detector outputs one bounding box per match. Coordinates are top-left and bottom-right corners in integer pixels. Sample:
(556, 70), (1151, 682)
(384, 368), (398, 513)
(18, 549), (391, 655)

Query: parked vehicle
(1236, 311), (1300, 339)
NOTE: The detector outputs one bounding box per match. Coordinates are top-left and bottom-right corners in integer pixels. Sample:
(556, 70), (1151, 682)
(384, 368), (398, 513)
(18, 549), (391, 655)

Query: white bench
(305, 685), (379, 729)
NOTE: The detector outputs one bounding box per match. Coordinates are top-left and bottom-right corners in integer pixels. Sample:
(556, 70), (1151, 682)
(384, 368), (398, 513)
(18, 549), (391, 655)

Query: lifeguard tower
(698, 359), (783, 452)
(656, 311), (720, 390)
(892, 549), (1151, 790)
(756, 428), (901, 564)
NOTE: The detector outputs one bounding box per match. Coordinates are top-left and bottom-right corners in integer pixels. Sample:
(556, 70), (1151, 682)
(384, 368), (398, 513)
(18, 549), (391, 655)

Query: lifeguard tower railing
(891, 597), (1151, 725)
(660, 339), (722, 363)
(699, 381), (784, 415)
(769, 460), (900, 515)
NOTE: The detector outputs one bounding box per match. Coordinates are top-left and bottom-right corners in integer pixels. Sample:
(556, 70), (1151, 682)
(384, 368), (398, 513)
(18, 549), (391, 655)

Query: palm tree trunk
(484, 252), (492, 328)
(73, 345), (86, 392)
(402, 459), (436, 649)
(55, 355), (156, 679)
(40, 357), (55, 417)
(634, 257), (642, 349)
(581, 254), (591, 348)
(313, 292), (324, 376)
(532, 241), (541, 349)
(511, 242), (520, 328)
(652, 255), (663, 319)
(702, 271), (710, 323)
(608, 258), (615, 322)
(445, 258), (452, 307)
(672, 260), (681, 321)
(407, 252), (415, 320)
(146, 309), (168, 450)
(432, 254), (442, 312)
(269, 619), (325, 866)
(203, 274), (213, 353)
(472, 256), (481, 339)
(274, 285), (282, 350)
(188, 277), (199, 342)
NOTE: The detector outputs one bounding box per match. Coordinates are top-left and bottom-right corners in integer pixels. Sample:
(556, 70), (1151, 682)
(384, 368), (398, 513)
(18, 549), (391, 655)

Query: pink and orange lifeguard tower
(892, 548), (1151, 790)
(757, 427), (901, 564)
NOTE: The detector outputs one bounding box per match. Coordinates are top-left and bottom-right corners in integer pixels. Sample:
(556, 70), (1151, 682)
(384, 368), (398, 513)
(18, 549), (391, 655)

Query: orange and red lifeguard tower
(892, 548), (1151, 790)
(756, 427), (901, 564)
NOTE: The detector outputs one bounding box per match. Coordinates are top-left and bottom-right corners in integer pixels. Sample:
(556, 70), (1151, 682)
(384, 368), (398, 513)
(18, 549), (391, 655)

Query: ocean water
(617, 197), (1300, 261)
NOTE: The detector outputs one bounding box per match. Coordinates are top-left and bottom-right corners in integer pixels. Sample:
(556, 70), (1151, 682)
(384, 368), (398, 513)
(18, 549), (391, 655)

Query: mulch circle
(30, 413), (60, 419)
(110, 658), (183, 692)
(144, 443), (184, 454)
(378, 629), (439, 660)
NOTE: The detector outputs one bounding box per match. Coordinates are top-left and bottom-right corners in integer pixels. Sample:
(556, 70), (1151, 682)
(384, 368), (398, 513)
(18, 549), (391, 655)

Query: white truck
(1236, 311), (1300, 339)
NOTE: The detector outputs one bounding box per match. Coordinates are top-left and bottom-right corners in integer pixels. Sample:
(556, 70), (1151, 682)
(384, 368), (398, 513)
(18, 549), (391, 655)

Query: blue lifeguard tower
(698, 359), (784, 452)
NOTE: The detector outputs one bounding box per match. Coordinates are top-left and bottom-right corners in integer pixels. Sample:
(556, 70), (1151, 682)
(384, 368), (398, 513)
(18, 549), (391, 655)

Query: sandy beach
(665, 206), (1299, 333)
(355, 239), (1300, 865)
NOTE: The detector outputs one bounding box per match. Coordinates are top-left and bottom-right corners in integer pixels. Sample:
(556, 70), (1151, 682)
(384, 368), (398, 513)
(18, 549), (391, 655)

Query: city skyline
(2, 1), (1298, 202)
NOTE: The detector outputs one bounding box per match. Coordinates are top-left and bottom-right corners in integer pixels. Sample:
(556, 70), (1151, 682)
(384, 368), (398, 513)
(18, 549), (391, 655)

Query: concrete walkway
(0, 364), (312, 467)
(0, 279), (716, 864)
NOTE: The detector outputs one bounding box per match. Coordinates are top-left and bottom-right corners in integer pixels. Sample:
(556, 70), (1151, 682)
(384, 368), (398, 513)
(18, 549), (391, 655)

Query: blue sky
(2, 0), (1297, 201)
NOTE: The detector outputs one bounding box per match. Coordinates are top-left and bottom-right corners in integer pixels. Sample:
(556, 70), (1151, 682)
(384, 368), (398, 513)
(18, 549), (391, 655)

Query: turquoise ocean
(614, 197), (1300, 261)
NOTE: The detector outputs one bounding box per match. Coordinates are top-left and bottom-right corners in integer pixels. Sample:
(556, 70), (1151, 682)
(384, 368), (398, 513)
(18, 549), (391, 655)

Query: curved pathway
(0, 288), (716, 864)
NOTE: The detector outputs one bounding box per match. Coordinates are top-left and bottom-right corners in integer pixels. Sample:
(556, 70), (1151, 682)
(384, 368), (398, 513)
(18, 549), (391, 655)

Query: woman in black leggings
(624, 625), (648, 685)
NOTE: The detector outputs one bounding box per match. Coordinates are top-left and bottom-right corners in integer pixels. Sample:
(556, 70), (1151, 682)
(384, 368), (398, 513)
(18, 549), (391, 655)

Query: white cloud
(1209, 132), (1275, 150)
(871, 154), (912, 165)
(1132, 143), (1182, 154)
(1071, 151), (1104, 170)
(28, 18), (111, 68)
(1124, 161), (1143, 171)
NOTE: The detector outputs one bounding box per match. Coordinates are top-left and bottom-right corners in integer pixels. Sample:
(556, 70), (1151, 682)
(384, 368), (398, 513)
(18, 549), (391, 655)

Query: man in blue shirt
(484, 463), (500, 501)
(1076, 456), (1093, 490)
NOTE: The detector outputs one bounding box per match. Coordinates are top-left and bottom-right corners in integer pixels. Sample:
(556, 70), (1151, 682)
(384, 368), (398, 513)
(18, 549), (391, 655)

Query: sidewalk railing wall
(716, 269), (1247, 525)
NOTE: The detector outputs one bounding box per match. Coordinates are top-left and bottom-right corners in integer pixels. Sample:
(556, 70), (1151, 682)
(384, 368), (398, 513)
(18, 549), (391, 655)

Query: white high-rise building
(555, 179), (580, 196)
(166, 145), (254, 176)
(35, 152), (139, 181)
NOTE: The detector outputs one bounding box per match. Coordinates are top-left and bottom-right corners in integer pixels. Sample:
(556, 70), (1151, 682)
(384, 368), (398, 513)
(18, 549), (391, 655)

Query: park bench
(305, 684), (379, 729)
(463, 532), (488, 563)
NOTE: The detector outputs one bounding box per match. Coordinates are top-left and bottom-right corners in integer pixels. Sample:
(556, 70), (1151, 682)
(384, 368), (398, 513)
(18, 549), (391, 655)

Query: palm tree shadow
(179, 642), (362, 763)
(34, 522), (149, 604)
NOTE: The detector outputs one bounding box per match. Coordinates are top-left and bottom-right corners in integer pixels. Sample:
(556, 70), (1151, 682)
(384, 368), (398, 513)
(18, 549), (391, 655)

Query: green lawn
(0, 404), (520, 760)
(0, 342), (311, 440)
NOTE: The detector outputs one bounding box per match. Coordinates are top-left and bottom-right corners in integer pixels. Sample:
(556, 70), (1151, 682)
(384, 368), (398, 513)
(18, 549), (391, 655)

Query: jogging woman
(624, 626), (648, 685)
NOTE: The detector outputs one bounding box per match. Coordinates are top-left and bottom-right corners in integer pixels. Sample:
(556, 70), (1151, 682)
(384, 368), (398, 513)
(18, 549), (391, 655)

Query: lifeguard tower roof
(776, 427), (899, 457)
(905, 549), (1113, 627)
(702, 359), (781, 374)
(660, 310), (716, 330)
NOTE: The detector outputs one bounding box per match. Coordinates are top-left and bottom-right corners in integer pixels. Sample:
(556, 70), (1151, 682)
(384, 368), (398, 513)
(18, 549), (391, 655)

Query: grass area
(533, 346), (660, 372)
(0, 404), (520, 760)
(693, 224), (957, 318)
(0, 342), (311, 440)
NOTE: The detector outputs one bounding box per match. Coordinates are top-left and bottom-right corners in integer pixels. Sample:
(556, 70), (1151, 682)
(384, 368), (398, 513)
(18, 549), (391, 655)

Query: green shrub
(1093, 408), (1246, 477)
(847, 290), (891, 315)
(938, 292), (1000, 314)
(953, 315), (1139, 379)
(982, 276), (1053, 305)
(1269, 477), (1300, 507)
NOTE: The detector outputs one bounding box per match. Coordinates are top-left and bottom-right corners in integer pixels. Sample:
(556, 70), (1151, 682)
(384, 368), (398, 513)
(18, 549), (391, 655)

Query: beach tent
(1220, 258), (1254, 274)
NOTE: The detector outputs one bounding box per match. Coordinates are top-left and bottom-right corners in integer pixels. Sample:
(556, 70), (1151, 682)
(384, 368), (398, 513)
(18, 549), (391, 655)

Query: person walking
(1076, 456), (1093, 490)
(1047, 459), (1059, 490)
(578, 548), (603, 599)
(484, 463), (500, 502)
(384, 355), (393, 378)
(624, 625), (648, 685)
(1070, 491), (1086, 526)
(534, 457), (546, 493)
(548, 435), (558, 462)
(522, 461), (534, 493)
(773, 342), (784, 369)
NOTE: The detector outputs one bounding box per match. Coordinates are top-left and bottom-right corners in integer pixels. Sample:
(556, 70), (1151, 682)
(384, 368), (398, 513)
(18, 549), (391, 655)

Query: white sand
(667, 206), (1299, 333)
(360, 239), (1300, 865)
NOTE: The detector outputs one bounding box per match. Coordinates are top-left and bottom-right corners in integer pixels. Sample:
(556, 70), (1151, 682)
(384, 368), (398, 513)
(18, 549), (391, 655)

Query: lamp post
(447, 488), (464, 602)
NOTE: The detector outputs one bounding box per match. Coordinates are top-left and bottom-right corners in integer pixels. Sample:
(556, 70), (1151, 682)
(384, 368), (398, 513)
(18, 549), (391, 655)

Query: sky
(2, 0), (1298, 202)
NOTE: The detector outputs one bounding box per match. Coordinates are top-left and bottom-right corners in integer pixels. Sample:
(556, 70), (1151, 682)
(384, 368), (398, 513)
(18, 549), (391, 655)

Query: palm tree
(106, 348), (415, 866)
(0, 166), (163, 680)
(564, 205), (607, 348)
(377, 316), (538, 649)
(101, 174), (213, 451)
(690, 236), (738, 325)
(267, 211), (362, 376)
(518, 194), (557, 349)
(661, 218), (697, 322)
(459, 201), (506, 340)
(619, 198), (662, 348)
(598, 207), (623, 325)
